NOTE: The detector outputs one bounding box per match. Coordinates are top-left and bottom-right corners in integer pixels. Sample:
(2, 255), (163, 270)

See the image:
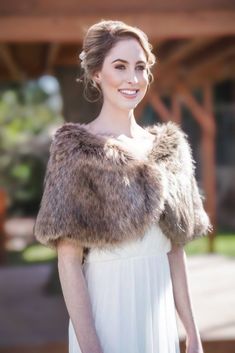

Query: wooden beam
(149, 56), (235, 94)
(210, 56), (235, 83)
(177, 84), (216, 134)
(171, 93), (182, 124)
(185, 45), (235, 85)
(0, 11), (235, 42)
(157, 37), (219, 76)
(156, 38), (235, 92)
(148, 89), (182, 123)
(148, 90), (172, 122)
(45, 43), (60, 73)
(172, 55), (235, 89)
(204, 83), (214, 116)
(152, 39), (166, 52)
(0, 0), (234, 16)
(0, 44), (23, 80)
(54, 53), (78, 67)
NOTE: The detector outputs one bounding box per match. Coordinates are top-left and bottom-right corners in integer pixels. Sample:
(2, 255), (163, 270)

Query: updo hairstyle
(77, 20), (156, 102)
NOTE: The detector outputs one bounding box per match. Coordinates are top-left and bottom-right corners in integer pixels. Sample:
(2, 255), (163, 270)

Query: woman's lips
(118, 89), (139, 99)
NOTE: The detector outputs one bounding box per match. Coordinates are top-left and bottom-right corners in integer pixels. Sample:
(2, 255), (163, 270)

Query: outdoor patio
(0, 253), (234, 353)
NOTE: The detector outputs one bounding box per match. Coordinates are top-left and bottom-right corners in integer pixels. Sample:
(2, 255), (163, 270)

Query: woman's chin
(119, 98), (144, 110)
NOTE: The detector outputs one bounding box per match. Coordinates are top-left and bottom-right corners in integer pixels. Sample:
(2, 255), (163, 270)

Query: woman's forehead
(105, 38), (147, 63)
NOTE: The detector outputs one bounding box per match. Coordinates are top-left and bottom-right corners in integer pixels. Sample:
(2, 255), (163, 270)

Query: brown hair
(77, 19), (156, 102)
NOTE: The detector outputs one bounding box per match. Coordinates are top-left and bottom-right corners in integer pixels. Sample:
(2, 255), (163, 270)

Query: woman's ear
(93, 71), (101, 84)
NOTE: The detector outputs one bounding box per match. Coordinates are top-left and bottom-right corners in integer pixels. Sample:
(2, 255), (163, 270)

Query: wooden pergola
(1, 0), (235, 252)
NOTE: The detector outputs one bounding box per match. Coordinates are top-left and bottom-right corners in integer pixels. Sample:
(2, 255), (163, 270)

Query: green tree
(0, 79), (63, 216)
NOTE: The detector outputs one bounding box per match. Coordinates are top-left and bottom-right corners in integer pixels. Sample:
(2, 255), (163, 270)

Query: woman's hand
(186, 333), (204, 353)
(167, 245), (204, 353)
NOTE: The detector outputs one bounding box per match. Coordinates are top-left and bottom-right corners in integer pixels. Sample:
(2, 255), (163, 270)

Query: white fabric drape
(69, 223), (180, 353)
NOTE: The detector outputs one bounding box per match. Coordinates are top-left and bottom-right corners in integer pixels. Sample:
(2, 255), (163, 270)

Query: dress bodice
(84, 223), (171, 264)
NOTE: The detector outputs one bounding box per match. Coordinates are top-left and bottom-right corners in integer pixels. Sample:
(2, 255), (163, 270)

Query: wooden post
(172, 93), (182, 124)
(177, 83), (216, 252)
(201, 131), (217, 252)
(148, 89), (182, 124)
(203, 84), (217, 252)
(148, 90), (172, 122)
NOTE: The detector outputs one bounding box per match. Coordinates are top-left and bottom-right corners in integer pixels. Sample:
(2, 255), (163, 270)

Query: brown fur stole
(33, 121), (212, 250)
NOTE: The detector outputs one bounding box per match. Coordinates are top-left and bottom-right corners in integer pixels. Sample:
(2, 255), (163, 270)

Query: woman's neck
(89, 104), (140, 138)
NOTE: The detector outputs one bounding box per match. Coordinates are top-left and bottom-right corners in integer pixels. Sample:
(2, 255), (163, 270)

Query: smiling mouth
(118, 89), (139, 97)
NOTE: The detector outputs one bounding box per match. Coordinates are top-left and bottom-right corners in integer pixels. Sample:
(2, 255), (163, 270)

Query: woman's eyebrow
(111, 59), (147, 64)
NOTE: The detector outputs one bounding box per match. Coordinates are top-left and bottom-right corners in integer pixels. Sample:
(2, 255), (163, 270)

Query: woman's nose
(126, 70), (138, 84)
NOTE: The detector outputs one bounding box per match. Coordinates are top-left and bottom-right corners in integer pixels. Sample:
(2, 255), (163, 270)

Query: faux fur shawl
(33, 121), (212, 251)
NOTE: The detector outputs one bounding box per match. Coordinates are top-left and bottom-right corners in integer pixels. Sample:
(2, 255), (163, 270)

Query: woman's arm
(167, 244), (204, 353)
(57, 239), (103, 353)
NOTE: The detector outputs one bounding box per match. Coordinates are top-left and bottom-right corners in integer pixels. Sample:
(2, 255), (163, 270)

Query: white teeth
(119, 89), (138, 95)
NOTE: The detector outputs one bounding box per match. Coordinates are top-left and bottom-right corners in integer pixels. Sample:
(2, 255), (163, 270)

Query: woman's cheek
(138, 71), (148, 85)
(106, 71), (121, 86)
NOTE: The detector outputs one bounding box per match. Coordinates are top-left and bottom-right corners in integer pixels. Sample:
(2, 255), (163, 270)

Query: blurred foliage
(185, 232), (235, 257)
(5, 231), (235, 295)
(0, 79), (63, 216)
(6, 243), (56, 266)
(5, 232), (235, 267)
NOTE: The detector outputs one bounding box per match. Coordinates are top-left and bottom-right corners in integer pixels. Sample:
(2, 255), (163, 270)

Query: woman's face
(93, 38), (149, 111)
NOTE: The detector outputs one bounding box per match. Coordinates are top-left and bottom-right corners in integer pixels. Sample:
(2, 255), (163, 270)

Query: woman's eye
(136, 66), (146, 71)
(115, 65), (125, 70)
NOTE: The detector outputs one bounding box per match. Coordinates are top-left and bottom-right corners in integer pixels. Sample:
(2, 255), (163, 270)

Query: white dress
(68, 134), (181, 353)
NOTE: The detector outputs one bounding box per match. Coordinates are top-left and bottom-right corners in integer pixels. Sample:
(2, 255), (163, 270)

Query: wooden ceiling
(0, 0), (235, 94)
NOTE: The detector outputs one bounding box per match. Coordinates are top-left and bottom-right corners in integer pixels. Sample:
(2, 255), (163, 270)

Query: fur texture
(33, 121), (212, 251)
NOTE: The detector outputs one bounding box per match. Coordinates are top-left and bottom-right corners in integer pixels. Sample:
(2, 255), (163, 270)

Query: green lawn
(6, 243), (57, 266)
(185, 233), (235, 257)
(5, 232), (235, 266)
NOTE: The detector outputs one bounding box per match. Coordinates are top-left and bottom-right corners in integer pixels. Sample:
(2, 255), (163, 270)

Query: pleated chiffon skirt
(69, 223), (180, 353)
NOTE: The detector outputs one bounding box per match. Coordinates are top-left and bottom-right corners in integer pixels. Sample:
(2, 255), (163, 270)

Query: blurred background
(0, 1), (235, 353)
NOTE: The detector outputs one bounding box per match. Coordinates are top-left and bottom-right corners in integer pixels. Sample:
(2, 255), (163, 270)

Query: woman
(34, 20), (212, 353)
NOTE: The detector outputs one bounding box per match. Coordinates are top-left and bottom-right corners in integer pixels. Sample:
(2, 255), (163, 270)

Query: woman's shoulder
(50, 121), (193, 169)
(51, 122), (98, 150)
(145, 121), (192, 163)
(145, 120), (187, 141)
(49, 122), (114, 165)
(48, 123), (85, 163)
(52, 122), (83, 141)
